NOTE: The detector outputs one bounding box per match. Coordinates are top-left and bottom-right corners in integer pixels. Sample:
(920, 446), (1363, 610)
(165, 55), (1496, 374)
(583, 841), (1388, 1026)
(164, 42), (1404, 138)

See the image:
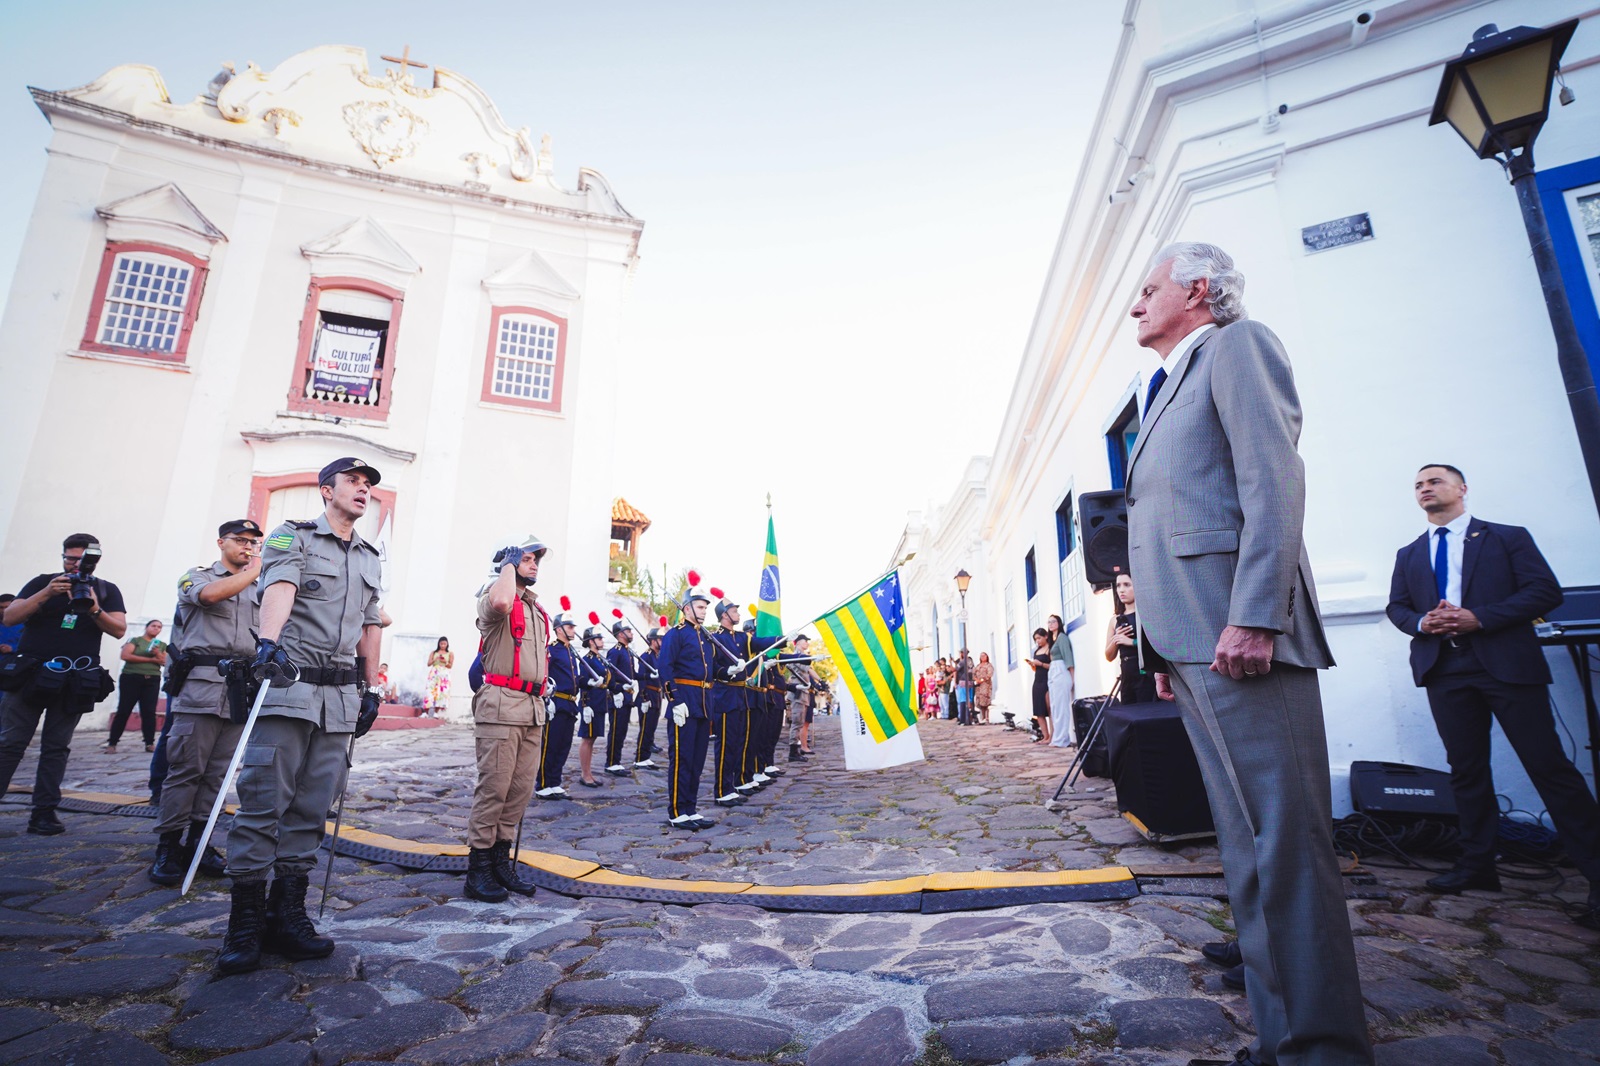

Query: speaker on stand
(1079, 490), (1128, 591)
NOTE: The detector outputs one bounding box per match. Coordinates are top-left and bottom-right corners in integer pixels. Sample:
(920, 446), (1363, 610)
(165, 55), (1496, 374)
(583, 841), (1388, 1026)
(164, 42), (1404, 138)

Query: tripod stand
(1051, 677), (1120, 802)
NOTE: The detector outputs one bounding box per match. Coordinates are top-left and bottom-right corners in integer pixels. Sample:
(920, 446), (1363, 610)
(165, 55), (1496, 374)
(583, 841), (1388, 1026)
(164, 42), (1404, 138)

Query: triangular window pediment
(301, 216), (421, 291)
(482, 249), (579, 311)
(96, 183), (225, 257)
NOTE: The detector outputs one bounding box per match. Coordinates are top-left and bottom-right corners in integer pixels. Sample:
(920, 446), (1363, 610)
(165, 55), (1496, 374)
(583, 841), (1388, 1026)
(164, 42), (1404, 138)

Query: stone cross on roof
(380, 46), (429, 76)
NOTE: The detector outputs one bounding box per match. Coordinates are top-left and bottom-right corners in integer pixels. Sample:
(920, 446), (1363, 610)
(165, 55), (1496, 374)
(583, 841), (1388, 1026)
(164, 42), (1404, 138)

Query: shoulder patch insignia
(179, 576), (194, 592)
(266, 532), (295, 551)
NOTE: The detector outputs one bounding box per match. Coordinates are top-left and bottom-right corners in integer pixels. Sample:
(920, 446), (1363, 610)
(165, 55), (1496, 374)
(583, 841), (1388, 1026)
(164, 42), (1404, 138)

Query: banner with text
(311, 322), (383, 398)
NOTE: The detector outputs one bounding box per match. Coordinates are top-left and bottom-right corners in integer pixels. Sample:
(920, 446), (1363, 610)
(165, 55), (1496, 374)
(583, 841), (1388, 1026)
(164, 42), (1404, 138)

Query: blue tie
(1144, 367), (1168, 412)
(1433, 528), (1450, 602)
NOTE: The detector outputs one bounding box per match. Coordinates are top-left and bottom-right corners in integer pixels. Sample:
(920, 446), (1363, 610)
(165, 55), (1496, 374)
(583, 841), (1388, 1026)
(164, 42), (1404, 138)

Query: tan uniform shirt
(472, 585), (549, 726)
(169, 560), (259, 718)
(257, 514), (382, 731)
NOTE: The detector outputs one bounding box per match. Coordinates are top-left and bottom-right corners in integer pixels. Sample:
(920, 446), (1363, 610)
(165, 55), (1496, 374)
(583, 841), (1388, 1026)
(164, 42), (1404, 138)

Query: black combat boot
(149, 830), (185, 885)
(788, 742), (807, 763)
(217, 880), (268, 975)
(265, 874), (336, 960)
(490, 841), (538, 897)
(186, 821), (226, 878)
(464, 847), (509, 902)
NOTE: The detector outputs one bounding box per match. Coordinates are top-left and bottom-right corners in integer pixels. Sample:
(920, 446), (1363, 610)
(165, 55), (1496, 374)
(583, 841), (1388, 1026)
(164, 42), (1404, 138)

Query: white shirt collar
(1426, 511), (1473, 540)
(1164, 324), (1214, 365)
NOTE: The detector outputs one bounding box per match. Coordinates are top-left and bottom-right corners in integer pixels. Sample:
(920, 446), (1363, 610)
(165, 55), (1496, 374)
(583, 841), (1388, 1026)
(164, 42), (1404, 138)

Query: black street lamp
(1429, 19), (1600, 519)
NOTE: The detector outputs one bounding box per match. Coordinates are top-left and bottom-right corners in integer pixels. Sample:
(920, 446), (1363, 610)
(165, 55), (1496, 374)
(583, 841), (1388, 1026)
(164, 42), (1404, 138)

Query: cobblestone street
(2, 713), (1597, 1065)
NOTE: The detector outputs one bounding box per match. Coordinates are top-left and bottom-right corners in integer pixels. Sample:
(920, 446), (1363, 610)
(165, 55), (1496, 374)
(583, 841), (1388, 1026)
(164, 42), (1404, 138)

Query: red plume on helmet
(560, 595), (572, 612)
(686, 569), (701, 587)
(587, 611), (600, 625)
(658, 615), (668, 627)
(612, 608), (624, 620)
(708, 587), (724, 600)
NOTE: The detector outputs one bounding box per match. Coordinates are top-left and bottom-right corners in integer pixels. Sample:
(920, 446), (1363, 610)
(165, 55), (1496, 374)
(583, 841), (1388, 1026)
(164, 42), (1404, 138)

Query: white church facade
(894, 0), (1600, 813)
(0, 46), (642, 710)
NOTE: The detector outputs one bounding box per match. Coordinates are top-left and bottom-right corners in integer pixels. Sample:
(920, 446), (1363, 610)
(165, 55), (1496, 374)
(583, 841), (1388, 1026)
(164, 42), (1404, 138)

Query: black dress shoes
(26, 809), (65, 836)
(1190, 1051), (1266, 1066)
(1425, 866), (1501, 894)
(1220, 963), (1245, 991)
(1577, 884), (1600, 931)
(1201, 940), (1242, 968)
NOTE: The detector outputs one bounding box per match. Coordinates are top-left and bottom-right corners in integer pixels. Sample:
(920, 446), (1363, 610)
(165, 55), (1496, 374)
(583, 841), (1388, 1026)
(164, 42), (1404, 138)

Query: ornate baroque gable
(41, 45), (633, 220)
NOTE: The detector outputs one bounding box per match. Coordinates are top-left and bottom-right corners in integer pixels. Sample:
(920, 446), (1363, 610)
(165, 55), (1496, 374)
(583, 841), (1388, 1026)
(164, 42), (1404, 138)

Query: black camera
(68, 542), (103, 614)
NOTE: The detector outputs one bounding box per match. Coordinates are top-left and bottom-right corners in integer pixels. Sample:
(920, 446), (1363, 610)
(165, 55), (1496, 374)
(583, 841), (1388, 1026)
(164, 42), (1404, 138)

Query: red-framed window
(287, 277), (404, 421)
(480, 306), (567, 412)
(80, 241), (208, 363)
(248, 472), (397, 544)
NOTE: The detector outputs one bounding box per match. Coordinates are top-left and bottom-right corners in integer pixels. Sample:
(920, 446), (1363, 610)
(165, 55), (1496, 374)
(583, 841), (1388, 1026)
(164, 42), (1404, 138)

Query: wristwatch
(91, 607), (102, 617)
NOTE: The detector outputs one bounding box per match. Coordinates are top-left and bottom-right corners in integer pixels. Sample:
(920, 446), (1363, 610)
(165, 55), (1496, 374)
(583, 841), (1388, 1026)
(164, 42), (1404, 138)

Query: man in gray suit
(1124, 242), (1371, 1066)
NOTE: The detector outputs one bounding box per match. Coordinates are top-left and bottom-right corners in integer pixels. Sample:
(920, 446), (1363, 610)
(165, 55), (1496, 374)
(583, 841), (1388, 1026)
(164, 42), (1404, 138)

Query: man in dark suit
(1387, 464), (1600, 928)
(1127, 242), (1371, 1066)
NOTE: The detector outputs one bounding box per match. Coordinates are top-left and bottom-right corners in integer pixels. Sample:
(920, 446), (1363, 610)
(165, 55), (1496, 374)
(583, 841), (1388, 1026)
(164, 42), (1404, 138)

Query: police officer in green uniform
(148, 519), (263, 885)
(217, 458), (384, 976)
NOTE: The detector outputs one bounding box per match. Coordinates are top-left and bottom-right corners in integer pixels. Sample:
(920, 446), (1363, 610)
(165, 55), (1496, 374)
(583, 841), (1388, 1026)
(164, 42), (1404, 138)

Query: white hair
(1152, 242), (1247, 326)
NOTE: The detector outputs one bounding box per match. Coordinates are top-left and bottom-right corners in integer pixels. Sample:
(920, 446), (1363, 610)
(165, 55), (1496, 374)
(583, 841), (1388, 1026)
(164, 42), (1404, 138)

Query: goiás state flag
(813, 570), (918, 744)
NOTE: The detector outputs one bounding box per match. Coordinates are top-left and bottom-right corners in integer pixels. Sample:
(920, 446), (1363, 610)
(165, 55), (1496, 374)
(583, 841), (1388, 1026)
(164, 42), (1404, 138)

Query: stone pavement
(2, 712), (1597, 1065)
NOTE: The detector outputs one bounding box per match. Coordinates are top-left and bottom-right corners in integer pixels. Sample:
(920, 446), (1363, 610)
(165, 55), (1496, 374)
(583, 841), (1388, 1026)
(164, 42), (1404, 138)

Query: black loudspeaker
(1349, 760), (1457, 820)
(1070, 697), (1110, 778)
(1079, 490), (1128, 591)
(1105, 702), (1215, 840)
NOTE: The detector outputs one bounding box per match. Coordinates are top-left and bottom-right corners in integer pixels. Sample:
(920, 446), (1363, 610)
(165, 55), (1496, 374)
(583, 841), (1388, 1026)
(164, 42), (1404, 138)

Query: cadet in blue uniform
(634, 618), (667, 769)
(576, 615), (612, 788)
(604, 613), (639, 775)
(536, 598), (581, 799)
(659, 574), (717, 829)
(710, 596), (785, 806)
(741, 617), (774, 788)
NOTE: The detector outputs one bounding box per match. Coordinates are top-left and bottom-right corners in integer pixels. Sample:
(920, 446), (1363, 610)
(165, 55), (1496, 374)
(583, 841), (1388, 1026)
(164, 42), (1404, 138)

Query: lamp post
(954, 569), (972, 652)
(1429, 18), (1600, 520)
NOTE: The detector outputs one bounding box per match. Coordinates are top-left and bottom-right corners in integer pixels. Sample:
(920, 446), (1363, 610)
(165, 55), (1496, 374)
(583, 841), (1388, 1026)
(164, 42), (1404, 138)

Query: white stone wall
(0, 49), (641, 724)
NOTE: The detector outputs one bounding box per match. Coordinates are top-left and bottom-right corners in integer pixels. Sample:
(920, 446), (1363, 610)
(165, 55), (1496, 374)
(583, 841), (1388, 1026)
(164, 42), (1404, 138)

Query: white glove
(672, 703), (688, 726)
(582, 707), (593, 724)
(612, 693), (624, 709)
(541, 677), (555, 697)
(725, 666), (741, 678)
(587, 677), (605, 688)
(543, 698), (555, 716)
(628, 680), (639, 696)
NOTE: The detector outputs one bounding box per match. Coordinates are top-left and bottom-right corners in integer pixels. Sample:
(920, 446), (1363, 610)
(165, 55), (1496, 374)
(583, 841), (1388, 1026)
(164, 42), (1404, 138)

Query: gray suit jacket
(1124, 319), (1333, 668)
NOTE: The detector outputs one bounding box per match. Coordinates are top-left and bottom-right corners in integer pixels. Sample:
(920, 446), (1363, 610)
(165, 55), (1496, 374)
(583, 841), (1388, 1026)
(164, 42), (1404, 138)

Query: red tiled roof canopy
(611, 496), (651, 530)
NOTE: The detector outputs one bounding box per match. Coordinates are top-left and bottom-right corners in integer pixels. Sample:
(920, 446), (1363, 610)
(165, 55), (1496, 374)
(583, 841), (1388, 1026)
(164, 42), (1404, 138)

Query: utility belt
(163, 651), (230, 697)
(673, 678), (709, 689)
(550, 691), (578, 703)
(298, 665), (361, 686)
(484, 673), (540, 695)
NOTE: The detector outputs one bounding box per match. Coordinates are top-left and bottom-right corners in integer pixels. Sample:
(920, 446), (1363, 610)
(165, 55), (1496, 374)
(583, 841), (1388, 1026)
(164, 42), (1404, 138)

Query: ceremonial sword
(180, 676), (274, 895)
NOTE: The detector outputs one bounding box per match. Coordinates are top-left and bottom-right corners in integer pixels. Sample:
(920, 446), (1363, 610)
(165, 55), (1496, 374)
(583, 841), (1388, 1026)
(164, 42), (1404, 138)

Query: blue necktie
(1144, 367), (1168, 412)
(1433, 527), (1449, 601)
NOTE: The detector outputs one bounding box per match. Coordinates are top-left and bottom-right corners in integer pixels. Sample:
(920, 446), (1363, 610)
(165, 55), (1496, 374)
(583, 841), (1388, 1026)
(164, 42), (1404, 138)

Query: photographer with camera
(216, 458), (384, 976)
(0, 533), (127, 835)
(146, 519), (263, 886)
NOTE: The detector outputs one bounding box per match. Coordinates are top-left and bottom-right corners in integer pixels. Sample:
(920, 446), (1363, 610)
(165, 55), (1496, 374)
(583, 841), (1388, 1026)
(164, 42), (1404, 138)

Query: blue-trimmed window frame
(1537, 155), (1600, 388)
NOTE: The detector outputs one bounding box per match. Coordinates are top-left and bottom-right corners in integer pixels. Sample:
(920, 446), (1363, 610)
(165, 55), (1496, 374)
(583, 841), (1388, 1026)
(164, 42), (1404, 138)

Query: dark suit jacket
(1385, 518), (1562, 687)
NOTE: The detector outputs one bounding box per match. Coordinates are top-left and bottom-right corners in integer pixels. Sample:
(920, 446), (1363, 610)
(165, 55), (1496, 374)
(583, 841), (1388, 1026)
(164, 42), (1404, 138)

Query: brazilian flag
(756, 514), (782, 649)
(814, 571), (916, 743)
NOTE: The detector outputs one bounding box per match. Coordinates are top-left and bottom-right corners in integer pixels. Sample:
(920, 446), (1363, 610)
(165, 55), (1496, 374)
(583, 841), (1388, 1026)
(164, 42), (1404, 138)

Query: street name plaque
(1301, 213), (1374, 254)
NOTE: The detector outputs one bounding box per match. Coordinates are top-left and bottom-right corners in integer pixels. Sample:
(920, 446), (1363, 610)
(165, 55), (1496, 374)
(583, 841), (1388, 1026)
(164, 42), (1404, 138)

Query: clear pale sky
(0, 0), (1122, 627)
